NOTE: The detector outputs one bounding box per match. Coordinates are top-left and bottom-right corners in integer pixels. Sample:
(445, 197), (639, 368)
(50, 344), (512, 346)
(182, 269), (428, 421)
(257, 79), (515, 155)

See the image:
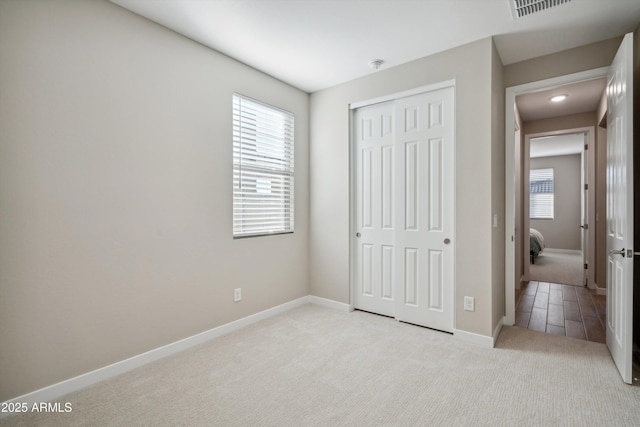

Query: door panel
(606, 33), (634, 384)
(394, 88), (455, 332)
(354, 102), (396, 316)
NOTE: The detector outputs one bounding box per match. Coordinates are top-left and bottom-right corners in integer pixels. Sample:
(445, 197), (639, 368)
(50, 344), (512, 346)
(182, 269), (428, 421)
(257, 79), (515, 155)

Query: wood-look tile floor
(515, 281), (606, 343)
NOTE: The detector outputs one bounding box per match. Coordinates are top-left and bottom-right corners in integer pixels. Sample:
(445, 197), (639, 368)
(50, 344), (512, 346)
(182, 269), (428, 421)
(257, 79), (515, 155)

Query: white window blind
(530, 168), (554, 219)
(233, 94), (294, 237)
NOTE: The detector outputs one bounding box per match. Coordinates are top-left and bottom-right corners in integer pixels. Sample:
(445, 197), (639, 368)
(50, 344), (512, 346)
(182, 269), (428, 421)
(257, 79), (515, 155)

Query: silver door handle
(610, 248), (625, 256)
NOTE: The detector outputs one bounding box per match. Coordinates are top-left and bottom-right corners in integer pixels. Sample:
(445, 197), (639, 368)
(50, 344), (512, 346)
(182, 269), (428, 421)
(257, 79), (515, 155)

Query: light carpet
(3, 304), (640, 427)
(530, 249), (584, 286)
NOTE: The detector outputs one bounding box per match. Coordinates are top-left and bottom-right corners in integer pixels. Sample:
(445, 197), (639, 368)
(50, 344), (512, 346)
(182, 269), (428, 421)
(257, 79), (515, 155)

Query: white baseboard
(454, 328), (494, 348)
(307, 295), (353, 312)
(594, 282), (607, 295)
(0, 296), (309, 416)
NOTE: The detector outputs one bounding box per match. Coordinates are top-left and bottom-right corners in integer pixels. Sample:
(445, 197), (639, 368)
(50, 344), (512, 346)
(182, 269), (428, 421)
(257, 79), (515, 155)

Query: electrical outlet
(234, 288), (242, 302)
(464, 296), (475, 312)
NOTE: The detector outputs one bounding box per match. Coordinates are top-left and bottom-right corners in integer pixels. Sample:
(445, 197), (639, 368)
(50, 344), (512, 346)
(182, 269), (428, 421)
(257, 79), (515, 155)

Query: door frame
(348, 80), (456, 324)
(504, 67), (609, 325)
(522, 128), (595, 285)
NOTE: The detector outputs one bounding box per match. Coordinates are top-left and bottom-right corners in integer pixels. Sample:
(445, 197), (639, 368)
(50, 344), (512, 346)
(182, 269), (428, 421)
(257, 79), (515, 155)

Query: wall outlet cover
(464, 296), (475, 311)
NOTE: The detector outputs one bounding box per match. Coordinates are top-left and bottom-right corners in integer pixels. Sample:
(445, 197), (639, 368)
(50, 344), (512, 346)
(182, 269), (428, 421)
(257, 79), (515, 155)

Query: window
(232, 94), (294, 237)
(529, 168), (554, 219)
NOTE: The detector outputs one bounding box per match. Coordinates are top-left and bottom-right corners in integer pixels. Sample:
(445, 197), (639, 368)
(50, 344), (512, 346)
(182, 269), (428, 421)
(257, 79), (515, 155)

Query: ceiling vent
(510, 0), (572, 19)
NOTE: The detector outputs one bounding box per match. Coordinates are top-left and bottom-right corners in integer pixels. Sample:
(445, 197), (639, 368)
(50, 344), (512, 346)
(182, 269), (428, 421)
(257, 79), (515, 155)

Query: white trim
(454, 328), (494, 348)
(349, 79), (456, 109)
(0, 296), (309, 415)
(308, 295), (353, 312)
(504, 66), (609, 326)
(523, 134), (532, 281)
(524, 127), (595, 288)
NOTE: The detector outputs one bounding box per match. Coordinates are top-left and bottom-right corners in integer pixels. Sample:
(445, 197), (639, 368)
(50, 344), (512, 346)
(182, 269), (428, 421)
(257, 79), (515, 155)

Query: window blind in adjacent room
(529, 168), (554, 219)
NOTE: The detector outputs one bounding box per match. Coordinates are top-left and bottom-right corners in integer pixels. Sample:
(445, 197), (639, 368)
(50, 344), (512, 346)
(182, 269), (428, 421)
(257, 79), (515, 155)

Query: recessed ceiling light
(550, 94), (568, 103)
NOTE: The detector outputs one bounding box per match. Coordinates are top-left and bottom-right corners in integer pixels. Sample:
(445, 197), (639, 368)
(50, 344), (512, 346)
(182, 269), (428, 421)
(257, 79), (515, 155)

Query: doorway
(504, 67), (609, 326)
(514, 110), (603, 342)
(524, 130), (594, 288)
(505, 33), (636, 384)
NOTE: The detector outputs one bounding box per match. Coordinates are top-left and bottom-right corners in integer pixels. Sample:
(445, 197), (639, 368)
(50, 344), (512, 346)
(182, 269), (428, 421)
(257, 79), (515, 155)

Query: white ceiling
(110, 0), (640, 93)
(530, 133), (585, 158)
(517, 77), (607, 122)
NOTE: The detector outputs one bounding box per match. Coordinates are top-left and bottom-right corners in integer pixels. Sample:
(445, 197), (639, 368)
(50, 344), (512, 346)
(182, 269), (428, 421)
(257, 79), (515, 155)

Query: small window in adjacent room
(232, 94), (294, 238)
(529, 168), (554, 219)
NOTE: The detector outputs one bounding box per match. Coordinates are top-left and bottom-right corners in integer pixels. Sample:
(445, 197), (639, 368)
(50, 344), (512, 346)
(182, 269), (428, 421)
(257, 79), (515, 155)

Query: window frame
(232, 93), (295, 238)
(529, 167), (554, 220)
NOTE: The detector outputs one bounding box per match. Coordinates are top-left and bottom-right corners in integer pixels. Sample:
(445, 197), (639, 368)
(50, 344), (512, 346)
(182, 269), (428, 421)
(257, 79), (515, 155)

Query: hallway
(515, 281), (606, 343)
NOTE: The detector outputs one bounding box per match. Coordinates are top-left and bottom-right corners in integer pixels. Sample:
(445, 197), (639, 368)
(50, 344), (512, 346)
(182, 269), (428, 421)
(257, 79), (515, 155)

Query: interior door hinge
(584, 183), (588, 190)
(584, 143), (588, 150)
(584, 263), (588, 270)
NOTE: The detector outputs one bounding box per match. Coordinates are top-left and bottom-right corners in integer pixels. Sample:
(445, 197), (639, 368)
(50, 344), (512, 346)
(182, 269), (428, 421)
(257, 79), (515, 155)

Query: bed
(530, 228), (545, 264)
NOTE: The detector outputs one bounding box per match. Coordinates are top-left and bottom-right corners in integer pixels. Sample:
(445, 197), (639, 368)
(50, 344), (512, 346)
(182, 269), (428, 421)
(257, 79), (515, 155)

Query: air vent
(510, 0), (572, 19)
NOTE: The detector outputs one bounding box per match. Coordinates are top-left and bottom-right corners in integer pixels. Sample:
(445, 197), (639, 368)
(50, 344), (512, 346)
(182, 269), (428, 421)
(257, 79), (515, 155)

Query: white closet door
(353, 86), (455, 332)
(354, 101), (396, 317)
(393, 87), (455, 332)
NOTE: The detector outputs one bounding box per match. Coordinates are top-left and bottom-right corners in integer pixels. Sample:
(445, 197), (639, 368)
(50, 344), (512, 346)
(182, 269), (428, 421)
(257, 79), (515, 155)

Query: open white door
(606, 32), (634, 384)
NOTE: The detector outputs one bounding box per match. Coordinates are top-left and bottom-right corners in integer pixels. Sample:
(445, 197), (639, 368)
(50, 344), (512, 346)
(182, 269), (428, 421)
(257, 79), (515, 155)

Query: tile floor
(515, 281), (606, 343)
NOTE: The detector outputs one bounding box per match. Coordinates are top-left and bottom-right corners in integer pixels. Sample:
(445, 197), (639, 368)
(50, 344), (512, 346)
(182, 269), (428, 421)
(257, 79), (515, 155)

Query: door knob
(444, 238), (451, 244)
(356, 232), (361, 238)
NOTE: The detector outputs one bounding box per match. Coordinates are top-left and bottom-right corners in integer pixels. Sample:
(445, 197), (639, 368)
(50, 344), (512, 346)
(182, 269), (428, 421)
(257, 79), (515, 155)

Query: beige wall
(530, 154), (582, 250)
(504, 37), (622, 88)
(310, 38), (501, 337)
(523, 112), (597, 135)
(0, 0), (310, 401)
